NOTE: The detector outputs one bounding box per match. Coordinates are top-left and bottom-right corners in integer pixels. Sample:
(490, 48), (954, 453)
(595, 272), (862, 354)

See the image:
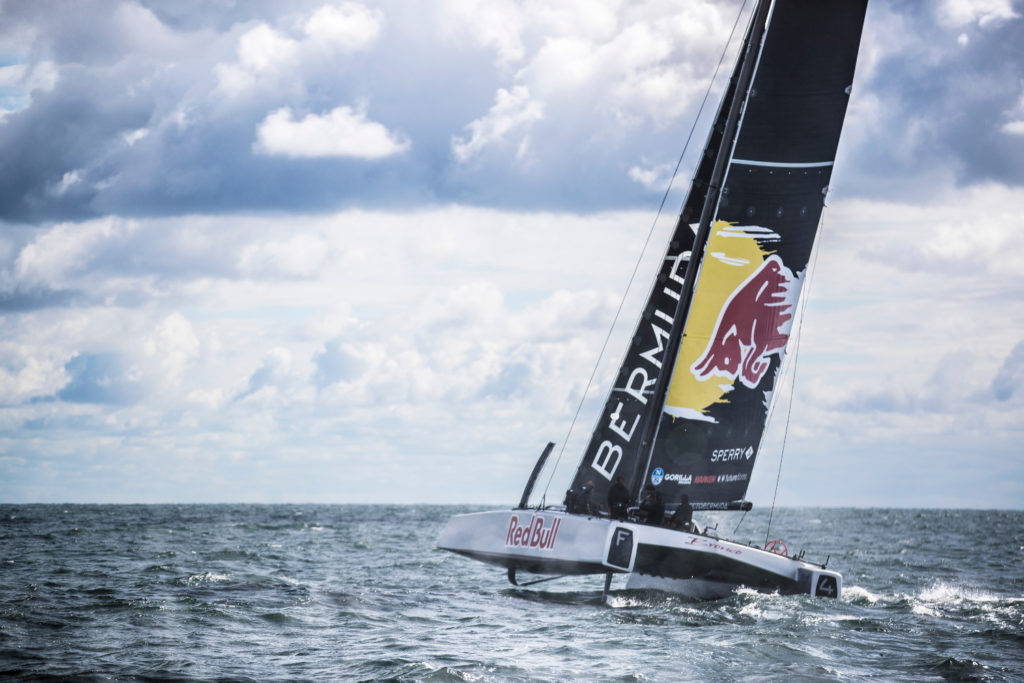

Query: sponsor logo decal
(710, 446), (754, 462)
(664, 473), (692, 485)
(651, 467), (664, 486)
(505, 515), (560, 551)
(686, 535), (744, 556)
(691, 473), (748, 485)
(691, 254), (795, 390)
(664, 223), (804, 421)
(587, 252), (690, 480)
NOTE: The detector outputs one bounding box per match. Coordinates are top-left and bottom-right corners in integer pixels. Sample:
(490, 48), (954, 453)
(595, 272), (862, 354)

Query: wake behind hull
(437, 510), (841, 600)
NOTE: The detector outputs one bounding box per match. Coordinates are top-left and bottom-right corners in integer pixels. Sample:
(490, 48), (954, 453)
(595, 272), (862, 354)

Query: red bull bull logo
(691, 254), (795, 389)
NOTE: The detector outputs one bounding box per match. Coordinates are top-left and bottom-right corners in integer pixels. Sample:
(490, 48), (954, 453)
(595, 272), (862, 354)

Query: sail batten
(732, 159), (834, 168)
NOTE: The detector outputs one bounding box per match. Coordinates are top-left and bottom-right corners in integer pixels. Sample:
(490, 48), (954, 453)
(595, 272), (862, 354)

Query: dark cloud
(838, 4), (1024, 201)
(0, 286), (79, 311)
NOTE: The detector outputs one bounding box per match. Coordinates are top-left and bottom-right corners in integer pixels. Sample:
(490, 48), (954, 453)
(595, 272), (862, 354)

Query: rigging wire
(764, 207), (829, 544)
(731, 508), (749, 537)
(538, 1), (752, 505)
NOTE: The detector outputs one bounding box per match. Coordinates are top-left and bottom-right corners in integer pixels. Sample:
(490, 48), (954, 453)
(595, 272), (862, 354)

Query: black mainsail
(569, 0), (868, 510)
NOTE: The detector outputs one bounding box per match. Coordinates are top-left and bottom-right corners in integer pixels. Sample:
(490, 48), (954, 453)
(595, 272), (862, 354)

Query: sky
(0, 0), (1022, 507)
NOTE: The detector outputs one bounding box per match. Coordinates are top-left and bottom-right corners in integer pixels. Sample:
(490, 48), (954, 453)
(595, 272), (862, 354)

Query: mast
(628, 0), (774, 502)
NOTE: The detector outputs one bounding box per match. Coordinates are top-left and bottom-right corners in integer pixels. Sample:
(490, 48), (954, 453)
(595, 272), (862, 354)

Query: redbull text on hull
(505, 515), (561, 551)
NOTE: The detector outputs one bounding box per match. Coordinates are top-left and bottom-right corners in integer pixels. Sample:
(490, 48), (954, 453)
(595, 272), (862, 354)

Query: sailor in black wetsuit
(638, 486), (664, 525)
(578, 481), (596, 514)
(565, 481), (597, 515)
(607, 476), (629, 520)
(669, 493), (693, 531)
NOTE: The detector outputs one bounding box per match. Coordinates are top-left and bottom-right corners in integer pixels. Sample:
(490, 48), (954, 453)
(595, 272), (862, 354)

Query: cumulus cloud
(628, 162), (676, 191)
(0, 197), (1021, 505)
(238, 233), (331, 277)
(5, 216), (238, 302)
(145, 313), (200, 389)
(1001, 84), (1024, 136)
(753, 181), (1024, 481)
(442, 0), (727, 126)
(514, 17), (715, 125)
(838, 184), (1024, 278)
(238, 23), (298, 73)
(1, 3), (1023, 506)
(0, 0), (771, 220)
(14, 219), (129, 287)
(447, 0), (737, 177)
(439, 0), (527, 64)
(0, 1), (405, 221)
(215, 24), (301, 95)
(451, 86), (543, 162)
(839, 2), (1024, 199)
(0, 205), (653, 497)
(216, 4), (382, 96)
(937, 0), (1019, 27)
(254, 106), (410, 159)
(304, 3), (383, 49)
(2, 1), (1020, 222)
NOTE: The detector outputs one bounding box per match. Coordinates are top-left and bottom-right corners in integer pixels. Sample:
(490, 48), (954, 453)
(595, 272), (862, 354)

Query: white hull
(437, 509), (612, 575)
(438, 509), (841, 600)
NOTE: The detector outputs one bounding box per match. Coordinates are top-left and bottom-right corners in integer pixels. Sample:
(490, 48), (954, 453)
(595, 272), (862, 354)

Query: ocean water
(1, 505), (1021, 682)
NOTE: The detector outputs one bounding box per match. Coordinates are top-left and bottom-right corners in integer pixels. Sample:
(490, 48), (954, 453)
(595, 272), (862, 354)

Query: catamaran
(438, 0), (868, 601)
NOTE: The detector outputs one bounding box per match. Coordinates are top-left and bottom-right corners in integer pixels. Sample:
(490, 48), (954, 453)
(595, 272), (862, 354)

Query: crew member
(638, 485), (664, 525)
(669, 493), (693, 532)
(607, 475), (629, 520)
(565, 481), (597, 515)
(579, 481), (597, 514)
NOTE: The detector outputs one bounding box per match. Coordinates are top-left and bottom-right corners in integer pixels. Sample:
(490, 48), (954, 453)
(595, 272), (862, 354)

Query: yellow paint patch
(664, 221), (774, 419)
